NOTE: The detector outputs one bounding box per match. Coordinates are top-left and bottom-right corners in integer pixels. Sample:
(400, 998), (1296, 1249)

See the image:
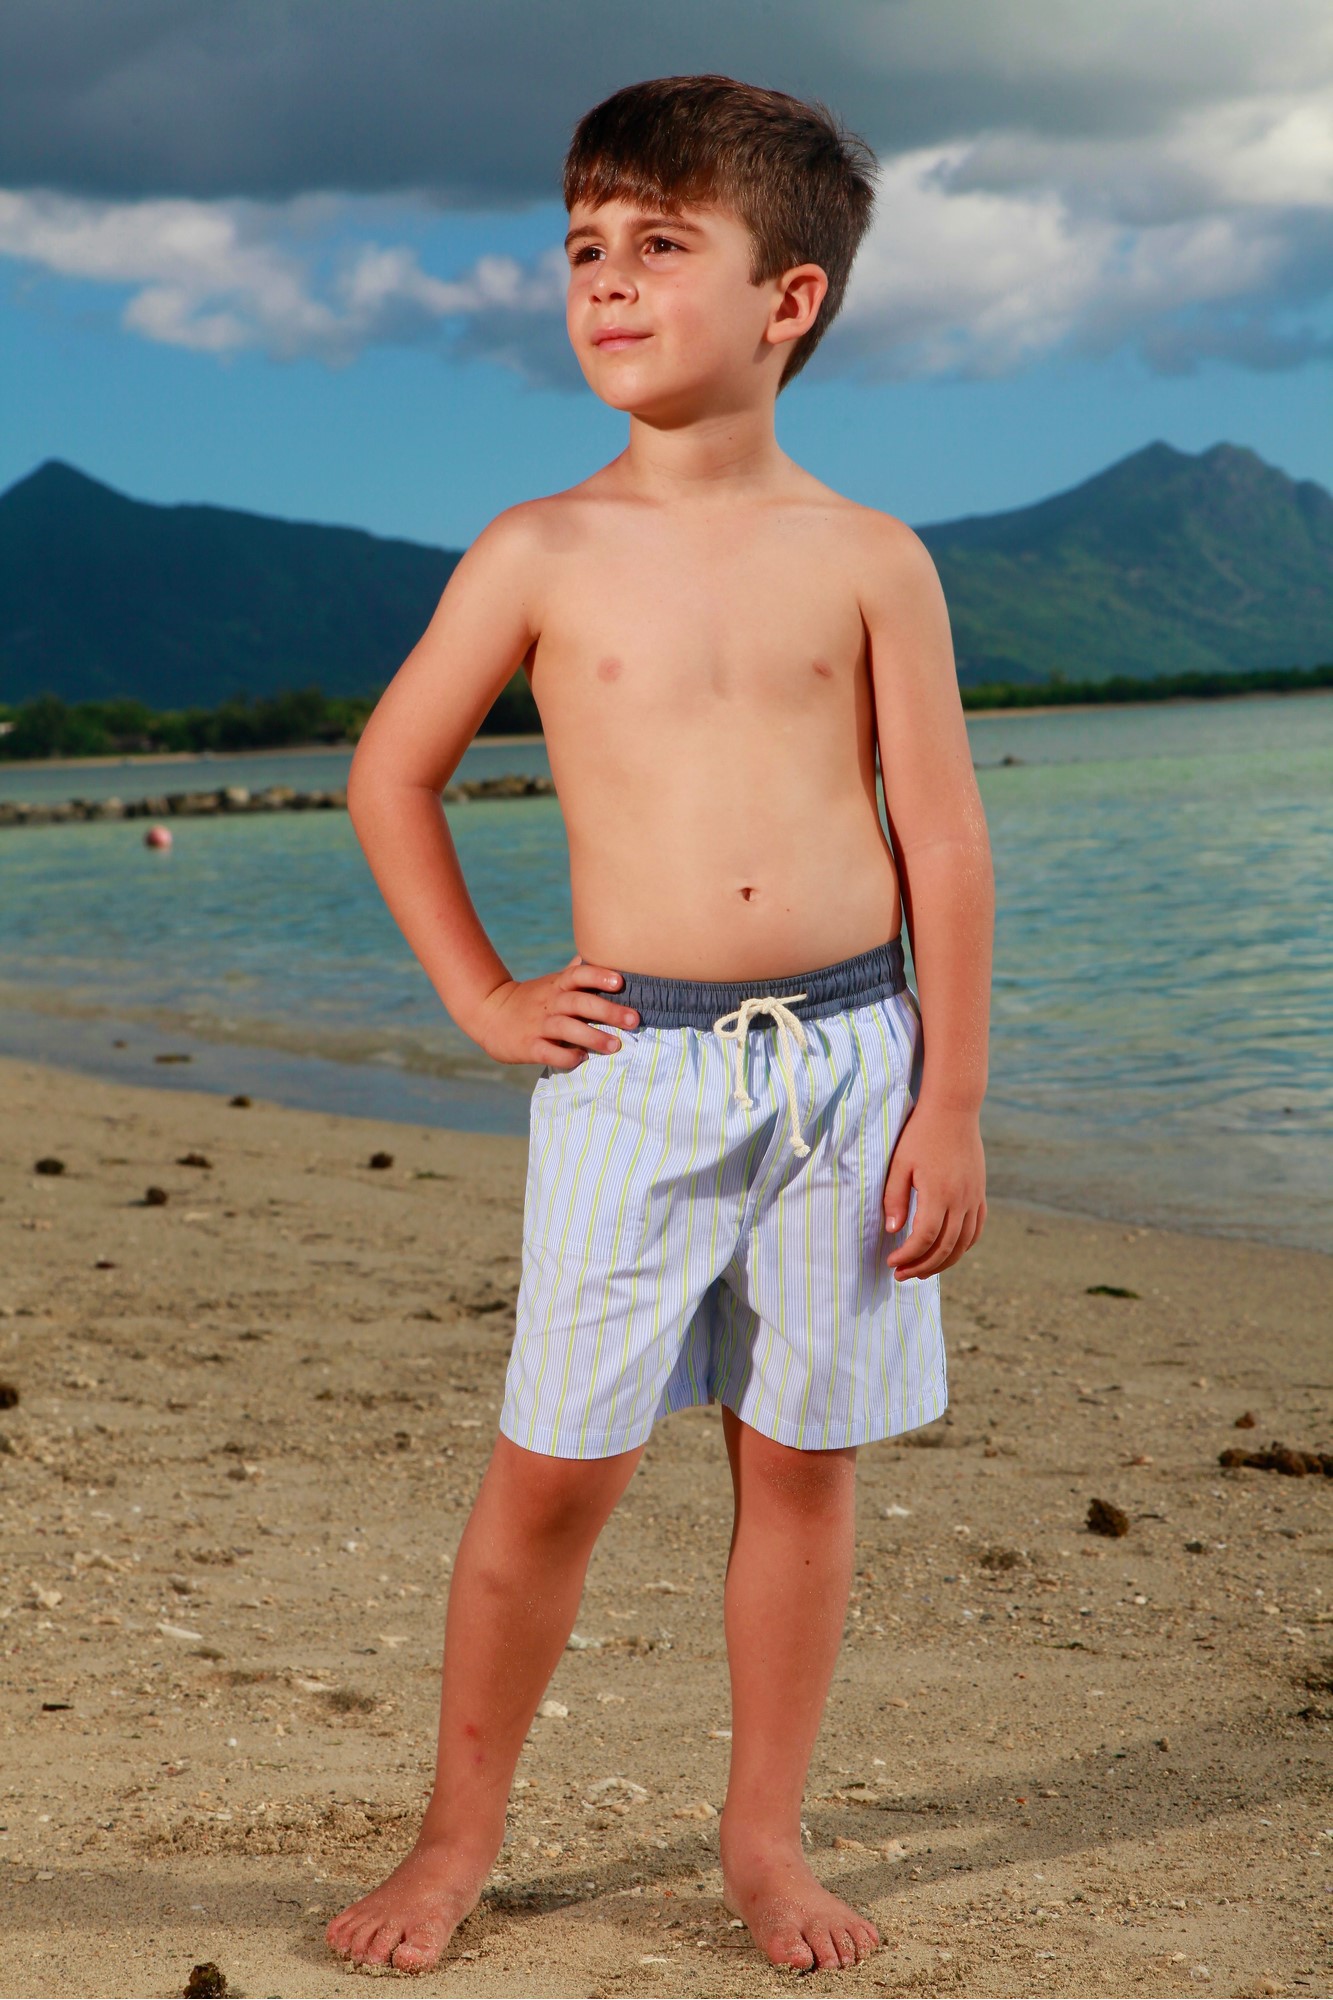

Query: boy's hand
(882, 1101), (987, 1281)
(475, 953), (640, 1069)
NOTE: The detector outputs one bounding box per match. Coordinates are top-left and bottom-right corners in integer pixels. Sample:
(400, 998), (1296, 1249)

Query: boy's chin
(577, 363), (720, 421)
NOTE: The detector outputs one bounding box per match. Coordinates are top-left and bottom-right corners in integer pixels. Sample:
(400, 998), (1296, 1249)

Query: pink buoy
(144, 824), (173, 850)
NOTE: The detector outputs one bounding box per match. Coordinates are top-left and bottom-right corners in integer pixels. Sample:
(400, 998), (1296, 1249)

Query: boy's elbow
(346, 745), (397, 825)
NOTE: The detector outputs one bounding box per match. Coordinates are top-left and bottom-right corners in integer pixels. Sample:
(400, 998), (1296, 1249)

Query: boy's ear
(766, 263), (829, 352)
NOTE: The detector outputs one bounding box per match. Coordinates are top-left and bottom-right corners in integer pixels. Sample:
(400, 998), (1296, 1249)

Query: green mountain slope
(0, 460), (461, 707)
(919, 441), (1333, 685)
(1, 442), (1329, 704)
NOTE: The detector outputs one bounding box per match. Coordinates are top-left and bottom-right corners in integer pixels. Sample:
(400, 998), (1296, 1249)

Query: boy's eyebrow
(563, 213), (705, 249)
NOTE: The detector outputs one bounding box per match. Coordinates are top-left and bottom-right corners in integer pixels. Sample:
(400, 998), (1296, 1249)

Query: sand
(0, 1053), (1328, 2000)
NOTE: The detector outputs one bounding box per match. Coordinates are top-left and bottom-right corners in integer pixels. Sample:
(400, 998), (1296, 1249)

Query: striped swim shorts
(500, 935), (947, 1459)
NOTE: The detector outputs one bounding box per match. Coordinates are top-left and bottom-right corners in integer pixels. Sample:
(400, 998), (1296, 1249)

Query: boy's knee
(741, 1429), (856, 1512)
(491, 1433), (636, 1539)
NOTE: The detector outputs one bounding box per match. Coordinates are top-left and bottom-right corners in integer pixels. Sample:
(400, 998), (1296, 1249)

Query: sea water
(1, 695), (1329, 1250)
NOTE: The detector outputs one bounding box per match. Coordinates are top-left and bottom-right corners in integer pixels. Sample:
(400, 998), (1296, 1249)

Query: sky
(2, 0), (1332, 551)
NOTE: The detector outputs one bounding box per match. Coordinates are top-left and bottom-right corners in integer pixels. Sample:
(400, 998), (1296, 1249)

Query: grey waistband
(615, 936), (907, 1031)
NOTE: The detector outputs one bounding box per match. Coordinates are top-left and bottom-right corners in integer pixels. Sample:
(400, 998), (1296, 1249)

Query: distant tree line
(957, 660), (1333, 710)
(0, 660), (1328, 760)
(0, 671), (541, 760)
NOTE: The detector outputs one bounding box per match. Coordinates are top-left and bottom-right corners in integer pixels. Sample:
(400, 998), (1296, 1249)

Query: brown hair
(563, 74), (877, 387)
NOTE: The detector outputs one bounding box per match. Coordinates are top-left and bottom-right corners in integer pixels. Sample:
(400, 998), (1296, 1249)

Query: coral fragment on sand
(182, 1964), (227, 1998)
(1218, 1439), (1331, 1476)
(1086, 1497), (1130, 1537)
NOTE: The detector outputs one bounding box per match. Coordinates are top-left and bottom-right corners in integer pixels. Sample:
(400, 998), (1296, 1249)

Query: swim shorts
(500, 935), (947, 1459)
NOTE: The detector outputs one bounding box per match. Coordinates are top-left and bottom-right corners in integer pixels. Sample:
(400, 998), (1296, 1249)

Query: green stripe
(672, 1046), (713, 1408)
(795, 1021), (827, 1444)
(871, 1000), (915, 1430)
(817, 1018), (855, 1448)
(549, 1056), (637, 1447)
(526, 1066), (607, 1450)
(627, 1033), (693, 1436)
(575, 1034), (666, 1453)
(844, 1007), (882, 1426)
(744, 1038), (805, 1434)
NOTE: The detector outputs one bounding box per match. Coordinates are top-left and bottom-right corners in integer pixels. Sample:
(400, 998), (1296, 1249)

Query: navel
(811, 658), (834, 680)
(595, 656), (623, 682)
(739, 886), (757, 901)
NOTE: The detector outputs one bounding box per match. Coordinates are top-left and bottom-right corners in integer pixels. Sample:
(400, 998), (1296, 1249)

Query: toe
(806, 1924), (842, 1971)
(340, 1917), (378, 1962)
(348, 1918), (390, 1964)
(325, 1906), (360, 1951)
(392, 1926), (445, 1973)
(770, 1926), (816, 1971)
(368, 1920), (408, 1964)
(834, 1928), (858, 1966)
(853, 1918), (882, 1958)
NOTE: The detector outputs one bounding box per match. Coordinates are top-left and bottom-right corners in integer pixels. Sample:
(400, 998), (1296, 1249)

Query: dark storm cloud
(0, 0), (1323, 205)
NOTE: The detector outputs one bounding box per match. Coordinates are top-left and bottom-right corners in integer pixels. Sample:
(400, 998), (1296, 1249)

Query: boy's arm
(860, 517), (994, 1279)
(346, 507), (638, 1069)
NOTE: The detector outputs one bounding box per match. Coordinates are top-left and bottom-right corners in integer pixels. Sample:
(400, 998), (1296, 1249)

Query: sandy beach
(0, 1053), (1328, 2000)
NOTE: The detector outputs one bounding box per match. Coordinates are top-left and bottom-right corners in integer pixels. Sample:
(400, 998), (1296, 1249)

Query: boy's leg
(326, 1431), (642, 1973)
(718, 1405), (881, 1971)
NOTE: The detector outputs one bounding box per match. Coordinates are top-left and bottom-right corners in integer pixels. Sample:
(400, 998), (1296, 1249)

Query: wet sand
(0, 1053), (1328, 1999)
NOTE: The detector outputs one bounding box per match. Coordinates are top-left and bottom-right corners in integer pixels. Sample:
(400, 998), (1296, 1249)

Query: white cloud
(825, 140), (1315, 381)
(0, 188), (566, 365)
(0, 10), (1329, 386)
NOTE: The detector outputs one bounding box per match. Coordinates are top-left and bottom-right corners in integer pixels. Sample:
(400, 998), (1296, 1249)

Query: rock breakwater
(0, 774), (556, 827)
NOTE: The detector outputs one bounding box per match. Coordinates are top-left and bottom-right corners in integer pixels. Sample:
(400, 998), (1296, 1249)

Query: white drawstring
(712, 994), (812, 1157)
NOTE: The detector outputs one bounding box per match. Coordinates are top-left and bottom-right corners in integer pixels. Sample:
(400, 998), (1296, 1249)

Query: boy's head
(563, 74), (876, 397)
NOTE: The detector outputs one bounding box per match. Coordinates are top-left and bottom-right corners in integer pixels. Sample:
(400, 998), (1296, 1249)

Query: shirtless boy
(326, 74), (993, 1977)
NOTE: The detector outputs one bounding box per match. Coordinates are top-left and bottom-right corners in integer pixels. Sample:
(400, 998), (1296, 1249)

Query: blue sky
(3, 1), (1331, 550)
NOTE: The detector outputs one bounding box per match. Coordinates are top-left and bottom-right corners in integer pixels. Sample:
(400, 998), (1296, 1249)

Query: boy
(327, 74), (992, 1977)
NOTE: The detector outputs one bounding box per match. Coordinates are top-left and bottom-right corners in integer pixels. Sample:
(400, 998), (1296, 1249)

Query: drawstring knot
(712, 994), (812, 1156)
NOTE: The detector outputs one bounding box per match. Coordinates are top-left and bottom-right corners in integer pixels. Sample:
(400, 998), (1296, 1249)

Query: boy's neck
(621, 403), (789, 500)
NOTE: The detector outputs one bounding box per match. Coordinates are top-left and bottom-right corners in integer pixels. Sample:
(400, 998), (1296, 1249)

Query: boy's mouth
(591, 328), (651, 350)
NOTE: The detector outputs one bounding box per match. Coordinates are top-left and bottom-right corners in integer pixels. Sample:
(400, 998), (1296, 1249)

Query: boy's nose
(591, 264), (637, 304)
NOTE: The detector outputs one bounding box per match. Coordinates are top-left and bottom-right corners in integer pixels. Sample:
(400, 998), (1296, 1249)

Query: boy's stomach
(564, 793), (903, 982)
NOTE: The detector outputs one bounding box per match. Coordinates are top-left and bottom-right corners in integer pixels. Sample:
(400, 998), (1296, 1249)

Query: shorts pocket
(533, 1042), (635, 1113)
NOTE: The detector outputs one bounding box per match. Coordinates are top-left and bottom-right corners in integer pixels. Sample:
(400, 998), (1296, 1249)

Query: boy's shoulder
(789, 471), (945, 608)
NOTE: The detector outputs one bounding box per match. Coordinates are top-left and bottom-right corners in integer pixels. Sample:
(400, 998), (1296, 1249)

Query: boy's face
(564, 197), (798, 415)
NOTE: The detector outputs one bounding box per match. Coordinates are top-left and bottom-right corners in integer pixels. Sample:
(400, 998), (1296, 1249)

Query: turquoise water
(1, 696), (1329, 1250)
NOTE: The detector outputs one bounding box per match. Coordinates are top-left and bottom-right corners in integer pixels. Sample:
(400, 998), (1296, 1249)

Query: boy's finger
(534, 1039), (587, 1070)
(548, 1015), (622, 1053)
(566, 993), (640, 1028)
(886, 1196), (942, 1257)
(920, 1212), (966, 1276)
(888, 1209), (949, 1275)
(562, 960), (625, 991)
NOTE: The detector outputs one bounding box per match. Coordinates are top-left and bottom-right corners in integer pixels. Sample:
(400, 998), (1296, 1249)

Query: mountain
(918, 441), (1333, 685)
(0, 460), (461, 708)
(1, 442), (1330, 706)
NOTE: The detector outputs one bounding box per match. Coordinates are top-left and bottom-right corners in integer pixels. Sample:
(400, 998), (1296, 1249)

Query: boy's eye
(647, 236), (681, 254)
(572, 245), (602, 265)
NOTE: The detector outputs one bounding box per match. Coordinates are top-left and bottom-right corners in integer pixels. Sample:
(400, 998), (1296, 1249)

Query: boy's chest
(533, 528), (867, 714)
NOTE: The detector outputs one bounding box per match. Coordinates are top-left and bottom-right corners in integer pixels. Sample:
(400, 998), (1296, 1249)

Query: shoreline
(0, 1028), (1317, 1259)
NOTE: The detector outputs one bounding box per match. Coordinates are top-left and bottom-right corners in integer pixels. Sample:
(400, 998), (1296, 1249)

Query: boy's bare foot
(721, 1830), (882, 1971)
(325, 1836), (494, 1974)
